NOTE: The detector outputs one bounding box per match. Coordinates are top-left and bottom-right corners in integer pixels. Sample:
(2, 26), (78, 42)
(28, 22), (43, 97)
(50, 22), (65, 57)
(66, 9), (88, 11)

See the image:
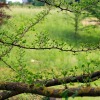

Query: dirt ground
(81, 18), (100, 26)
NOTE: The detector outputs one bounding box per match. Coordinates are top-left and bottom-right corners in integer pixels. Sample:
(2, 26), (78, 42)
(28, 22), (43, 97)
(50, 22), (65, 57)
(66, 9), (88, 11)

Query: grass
(0, 6), (100, 100)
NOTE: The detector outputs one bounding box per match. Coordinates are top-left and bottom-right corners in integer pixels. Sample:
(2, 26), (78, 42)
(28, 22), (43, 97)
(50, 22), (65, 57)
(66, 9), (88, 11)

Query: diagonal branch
(0, 58), (16, 71)
(15, 9), (50, 40)
(0, 9), (50, 59)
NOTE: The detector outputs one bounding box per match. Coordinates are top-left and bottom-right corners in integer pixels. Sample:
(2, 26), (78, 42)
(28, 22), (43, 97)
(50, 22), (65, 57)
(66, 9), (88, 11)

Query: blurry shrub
(33, 0), (45, 6)
(8, 1), (23, 6)
(0, 2), (10, 25)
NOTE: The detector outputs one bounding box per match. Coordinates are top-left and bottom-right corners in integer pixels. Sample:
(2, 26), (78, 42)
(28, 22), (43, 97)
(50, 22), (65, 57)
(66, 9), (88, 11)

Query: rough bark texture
(0, 71), (100, 99)
(33, 71), (100, 87)
(0, 82), (100, 99)
(0, 91), (21, 100)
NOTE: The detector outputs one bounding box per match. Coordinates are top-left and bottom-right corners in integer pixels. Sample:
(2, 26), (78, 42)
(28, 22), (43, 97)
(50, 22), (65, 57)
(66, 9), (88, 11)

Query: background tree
(28, 0), (45, 6)
(0, 2), (10, 24)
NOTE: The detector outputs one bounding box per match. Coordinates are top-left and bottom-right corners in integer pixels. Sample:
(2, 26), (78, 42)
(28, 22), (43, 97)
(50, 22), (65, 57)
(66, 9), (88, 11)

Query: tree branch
(0, 91), (21, 100)
(0, 58), (16, 71)
(0, 9), (50, 59)
(38, 0), (73, 12)
(32, 71), (100, 87)
(0, 39), (100, 53)
(0, 82), (100, 98)
(38, 0), (100, 13)
(0, 71), (100, 99)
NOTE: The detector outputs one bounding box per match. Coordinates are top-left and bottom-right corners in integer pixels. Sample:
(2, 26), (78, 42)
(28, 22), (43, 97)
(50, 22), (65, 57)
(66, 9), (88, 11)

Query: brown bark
(0, 71), (100, 99)
(33, 71), (100, 87)
(0, 2), (8, 8)
(0, 82), (100, 99)
(0, 91), (21, 100)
